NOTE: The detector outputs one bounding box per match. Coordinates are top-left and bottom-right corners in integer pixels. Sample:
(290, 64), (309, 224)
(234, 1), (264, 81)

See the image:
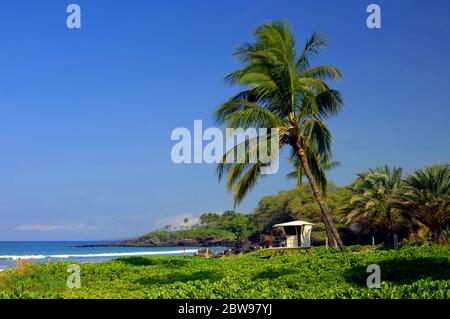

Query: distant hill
(118, 227), (237, 247)
(119, 185), (355, 247)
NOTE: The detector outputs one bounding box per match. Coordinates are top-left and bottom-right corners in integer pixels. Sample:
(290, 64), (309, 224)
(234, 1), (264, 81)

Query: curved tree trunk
(435, 225), (445, 244)
(324, 220), (335, 247)
(297, 145), (347, 252)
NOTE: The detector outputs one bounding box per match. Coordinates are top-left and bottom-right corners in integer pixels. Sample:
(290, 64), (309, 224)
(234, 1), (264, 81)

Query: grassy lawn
(0, 245), (449, 299)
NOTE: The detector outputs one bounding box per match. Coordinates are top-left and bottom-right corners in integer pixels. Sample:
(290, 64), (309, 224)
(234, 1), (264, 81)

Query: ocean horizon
(0, 241), (222, 270)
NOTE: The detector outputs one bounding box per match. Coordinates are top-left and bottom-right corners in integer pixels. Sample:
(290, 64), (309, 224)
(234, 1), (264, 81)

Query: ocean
(0, 241), (223, 270)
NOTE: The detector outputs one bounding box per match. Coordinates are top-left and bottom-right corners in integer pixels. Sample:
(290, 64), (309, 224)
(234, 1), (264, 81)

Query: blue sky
(0, 0), (449, 240)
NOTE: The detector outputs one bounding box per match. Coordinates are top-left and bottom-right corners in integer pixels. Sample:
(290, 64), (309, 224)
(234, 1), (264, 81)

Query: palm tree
(215, 20), (346, 251)
(392, 165), (450, 244)
(342, 166), (404, 245)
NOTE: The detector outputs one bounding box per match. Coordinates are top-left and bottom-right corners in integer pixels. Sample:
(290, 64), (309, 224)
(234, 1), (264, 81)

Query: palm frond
(233, 162), (264, 206)
(301, 119), (332, 158)
(296, 32), (330, 72)
(300, 65), (342, 81)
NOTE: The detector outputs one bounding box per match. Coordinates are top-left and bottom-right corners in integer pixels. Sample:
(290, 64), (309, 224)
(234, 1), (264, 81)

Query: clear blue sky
(0, 0), (449, 240)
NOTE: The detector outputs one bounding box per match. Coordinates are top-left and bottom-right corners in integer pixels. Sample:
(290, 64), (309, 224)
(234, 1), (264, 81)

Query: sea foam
(0, 249), (199, 260)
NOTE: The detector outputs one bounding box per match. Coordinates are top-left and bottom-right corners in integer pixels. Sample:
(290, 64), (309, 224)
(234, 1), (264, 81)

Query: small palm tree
(183, 217), (189, 229)
(342, 165), (404, 245)
(392, 165), (450, 244)
(215, 20), (346, 251)
(287, 154), (341, 190)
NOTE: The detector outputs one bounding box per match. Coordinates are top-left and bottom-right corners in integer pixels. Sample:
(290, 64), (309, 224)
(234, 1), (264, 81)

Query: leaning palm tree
(215, 20), (346, 251)
(341, 165), (404, 245)
(392, 165), (450, 244)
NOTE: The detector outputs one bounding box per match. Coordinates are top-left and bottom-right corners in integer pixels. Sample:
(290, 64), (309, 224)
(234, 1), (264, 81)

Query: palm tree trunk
(297, 145), (347, 252)
(435, 225), (445, 244)
(324, 220), (335, 246)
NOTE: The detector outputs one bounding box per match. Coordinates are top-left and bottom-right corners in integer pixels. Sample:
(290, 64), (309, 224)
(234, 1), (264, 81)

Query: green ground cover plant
(1, 245), (448, 299)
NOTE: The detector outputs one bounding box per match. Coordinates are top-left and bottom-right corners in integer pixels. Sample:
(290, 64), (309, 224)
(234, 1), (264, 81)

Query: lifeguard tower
(273, 221), (314, 248)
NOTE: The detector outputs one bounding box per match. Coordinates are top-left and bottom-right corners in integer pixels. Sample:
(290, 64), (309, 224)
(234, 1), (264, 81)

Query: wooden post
(394, 234), (399, 250)
(325, 237), (329, 250)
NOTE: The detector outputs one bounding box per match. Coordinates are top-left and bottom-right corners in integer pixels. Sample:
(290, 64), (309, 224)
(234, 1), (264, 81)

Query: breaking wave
(0, 249), (199, 260)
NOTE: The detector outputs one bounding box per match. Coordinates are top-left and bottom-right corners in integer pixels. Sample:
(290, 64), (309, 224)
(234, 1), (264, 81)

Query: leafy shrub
(0, 245), (449, 299)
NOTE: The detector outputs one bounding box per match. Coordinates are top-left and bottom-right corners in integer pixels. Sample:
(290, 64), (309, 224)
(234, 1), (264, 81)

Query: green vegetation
(120, 226), (237, 247)
(342, 164), (450, 246)
(120, 211), (256, 247)
(392, 165), (450, 244)
(250, 184), (351, 244)
(342, 166), (405, 245)
(1, 245), (449, 299)
(129, 164), (449, 248)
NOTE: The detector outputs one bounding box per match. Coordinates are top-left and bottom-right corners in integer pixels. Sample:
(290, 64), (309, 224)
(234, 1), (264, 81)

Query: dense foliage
(129, 163), (450, 248)
(342, 166), (405, 245)
(342, 164), (450, 245)
(0, 245), (449, 299)
(250, 184), (351, 244)
(392, 165), (450, 243)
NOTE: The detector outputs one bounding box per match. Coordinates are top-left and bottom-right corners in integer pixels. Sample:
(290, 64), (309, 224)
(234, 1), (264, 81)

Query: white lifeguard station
(273, 221), (314, 248)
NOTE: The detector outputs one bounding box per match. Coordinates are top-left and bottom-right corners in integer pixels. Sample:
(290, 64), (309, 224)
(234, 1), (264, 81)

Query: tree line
(196, 164), (449, 248)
